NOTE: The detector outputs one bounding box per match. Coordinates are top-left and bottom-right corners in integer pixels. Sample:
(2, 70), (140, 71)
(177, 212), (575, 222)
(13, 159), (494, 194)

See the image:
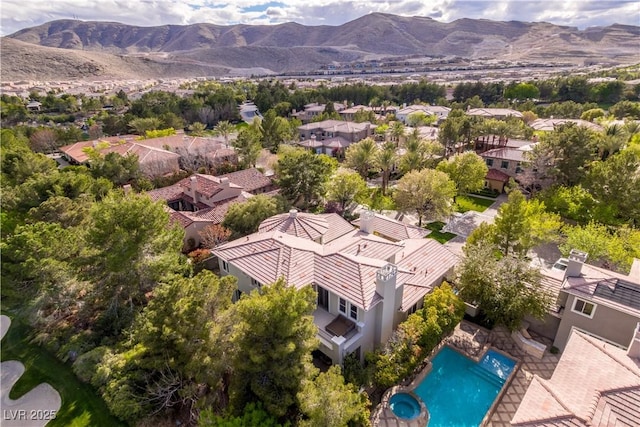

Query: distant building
(147, 168), (276, 249)
(466, 108), (523, 120)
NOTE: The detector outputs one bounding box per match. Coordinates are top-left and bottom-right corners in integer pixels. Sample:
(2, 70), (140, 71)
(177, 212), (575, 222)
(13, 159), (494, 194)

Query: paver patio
(374, 320), (560, 426)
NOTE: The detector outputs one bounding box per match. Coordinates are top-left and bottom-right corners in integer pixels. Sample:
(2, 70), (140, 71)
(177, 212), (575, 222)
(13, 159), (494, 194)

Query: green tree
(436, 151), (488, 197)
(457, 243), (551, 332)
(229, 278), (318, 418)
(89, 152), (140, 186)
(99, 271), (237, 424)
(585, 149), (640, 225)
(215, 120), (235, 147)
(275, 146), (337, 208)
(534, 123), (599, 186)
(561, 222), (640, 272)
(80, 191), (186, 336)
(406, 111), (436, 127)
(399, 130), (442, 174)
(129, 117), (162, 135)
(504, 82), (540, 101)
(232, 126), (262, 168)
(609, 100), (640, 119)
(222, 195), (284, 238)
(326, 169), (367, 211)
(298, 366), (371, 427)
(492, 189), (562, 257)
(345, 138), (379, 179)
(200, 402), (287, 427)
(375, 142), (397, 195)
(394, 168), (456, 226)
(260, 109), (292, 153)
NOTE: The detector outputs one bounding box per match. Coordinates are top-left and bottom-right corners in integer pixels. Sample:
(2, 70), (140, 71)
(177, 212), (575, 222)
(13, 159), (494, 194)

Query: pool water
(389, 393), (421, 419)
(414, 346), (516, 427)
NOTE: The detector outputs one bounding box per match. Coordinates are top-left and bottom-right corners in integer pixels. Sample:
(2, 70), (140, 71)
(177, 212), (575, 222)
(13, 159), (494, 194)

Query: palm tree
(598, 124), (627, 160)
(215, 120), (234, 147)
(376, 142), (397, 195)
(390, 121), (405, 145)
(345, 138), (379, 179)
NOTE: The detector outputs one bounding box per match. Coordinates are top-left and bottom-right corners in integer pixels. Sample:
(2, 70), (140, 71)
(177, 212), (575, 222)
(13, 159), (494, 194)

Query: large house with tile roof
(59, 133), (237, 177)
(297, 120), (375, 151)
(147, 168), (275, 249)
(212, 209), (458, 364)
(396, 105), (451, 124)
(511, 326), (640, 426)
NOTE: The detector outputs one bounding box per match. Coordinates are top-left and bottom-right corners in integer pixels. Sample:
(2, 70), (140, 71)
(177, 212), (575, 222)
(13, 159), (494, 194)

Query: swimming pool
(413, 346), (516, 427)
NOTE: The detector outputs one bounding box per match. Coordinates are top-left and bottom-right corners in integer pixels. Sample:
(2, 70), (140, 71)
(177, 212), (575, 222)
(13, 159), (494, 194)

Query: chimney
(565, 249), (588, 278)
(289, 209), (298, 218)
(189, 176), (198, 203)
(628, 322), (640, 359)
(219, 177), (229, 188)
(360, 210), (375, 234)
(376, 264), (398, 344)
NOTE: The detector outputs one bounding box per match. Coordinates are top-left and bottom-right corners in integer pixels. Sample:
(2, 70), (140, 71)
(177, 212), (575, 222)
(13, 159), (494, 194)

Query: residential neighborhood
(2, 11), (640, 426)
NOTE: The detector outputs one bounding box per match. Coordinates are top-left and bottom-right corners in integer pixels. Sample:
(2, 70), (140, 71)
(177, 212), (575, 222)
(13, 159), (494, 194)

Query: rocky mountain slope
(3, 13), (639, 81)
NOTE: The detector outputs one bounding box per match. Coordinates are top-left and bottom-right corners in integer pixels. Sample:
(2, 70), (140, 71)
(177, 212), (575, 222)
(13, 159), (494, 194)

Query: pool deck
(374, 320), (560, 427)
(447, 321), (560, 427)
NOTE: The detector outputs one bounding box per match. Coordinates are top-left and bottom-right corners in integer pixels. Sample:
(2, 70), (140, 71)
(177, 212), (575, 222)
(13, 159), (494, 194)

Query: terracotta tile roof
(467, 108), (523, 118)
(352, 213), (430, 241)
(219, 168), (272, 193)
(147, 184), (184, 202)
(512, 331), (640, 426)
(167, 209), (194, 228)
(530, 119), (603, 132)
(486, 168), (511, 182)
(321, 213), (358, 243)
(214, 213), (456, 311)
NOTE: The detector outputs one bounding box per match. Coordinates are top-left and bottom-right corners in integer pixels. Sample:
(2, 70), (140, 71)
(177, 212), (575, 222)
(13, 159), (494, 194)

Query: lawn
(1, 313), (126, 427)
(455, 195), (494, 213)
(425, 221), (457, 244)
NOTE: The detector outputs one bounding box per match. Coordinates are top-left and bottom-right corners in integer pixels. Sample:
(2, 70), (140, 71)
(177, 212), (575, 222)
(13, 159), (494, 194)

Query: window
(251, 278), (261, 288)
(500, 160), (509, 169)
(407, 302), (419, 315)
(316, 285), (329, 310)
(572, 298), (596, 318)
(350, 304), (358, 321)
(339, 298), (347, 314)
(485, 158), (494, 167)
(222, 261), (229, 272)
(515, 162), (523, 173)
(233, 289), (243, 302)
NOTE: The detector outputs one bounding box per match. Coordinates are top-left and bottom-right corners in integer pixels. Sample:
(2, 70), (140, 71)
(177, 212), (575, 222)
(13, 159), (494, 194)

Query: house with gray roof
(212, 209), (458, 364)
(297, 119), (375, 152)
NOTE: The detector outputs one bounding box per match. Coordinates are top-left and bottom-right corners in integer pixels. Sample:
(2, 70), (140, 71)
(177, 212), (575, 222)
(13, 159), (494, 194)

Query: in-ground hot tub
(389, 392), (421, 420)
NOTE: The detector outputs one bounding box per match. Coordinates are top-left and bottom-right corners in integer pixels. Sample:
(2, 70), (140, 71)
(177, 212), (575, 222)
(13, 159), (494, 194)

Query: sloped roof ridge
(577, 332), (640, 379)
(535, 377), (588, 425)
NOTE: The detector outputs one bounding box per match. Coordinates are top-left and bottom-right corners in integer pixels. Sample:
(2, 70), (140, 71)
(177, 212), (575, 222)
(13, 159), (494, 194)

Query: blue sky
(1, 0), (639, 36)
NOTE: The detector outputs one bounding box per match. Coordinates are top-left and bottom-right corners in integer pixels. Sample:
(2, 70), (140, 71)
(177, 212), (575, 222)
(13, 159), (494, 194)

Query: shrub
(372, 283), (464, 388)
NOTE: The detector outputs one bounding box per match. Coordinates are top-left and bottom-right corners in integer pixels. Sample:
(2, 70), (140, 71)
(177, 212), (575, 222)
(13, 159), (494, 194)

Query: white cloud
(1, 0), (637, 36)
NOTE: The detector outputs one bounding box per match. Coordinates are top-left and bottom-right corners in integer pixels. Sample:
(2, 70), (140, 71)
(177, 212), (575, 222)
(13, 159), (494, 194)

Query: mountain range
(2, 13), (639, 81)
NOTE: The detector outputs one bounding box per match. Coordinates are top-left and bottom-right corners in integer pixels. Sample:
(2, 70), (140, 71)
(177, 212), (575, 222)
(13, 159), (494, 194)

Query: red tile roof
(486, 168), (511, 182)
(219, 168), (272, 193)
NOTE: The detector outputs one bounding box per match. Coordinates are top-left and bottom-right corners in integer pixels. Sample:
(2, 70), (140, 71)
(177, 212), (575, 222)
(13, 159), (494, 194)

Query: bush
(72, 346), (113, 385)
(188, 248), (212, 264)
(372, 283), (464, 388)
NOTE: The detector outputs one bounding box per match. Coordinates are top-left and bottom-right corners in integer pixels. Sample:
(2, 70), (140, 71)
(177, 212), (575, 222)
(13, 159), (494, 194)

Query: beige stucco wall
(553, 293), (640, 351)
